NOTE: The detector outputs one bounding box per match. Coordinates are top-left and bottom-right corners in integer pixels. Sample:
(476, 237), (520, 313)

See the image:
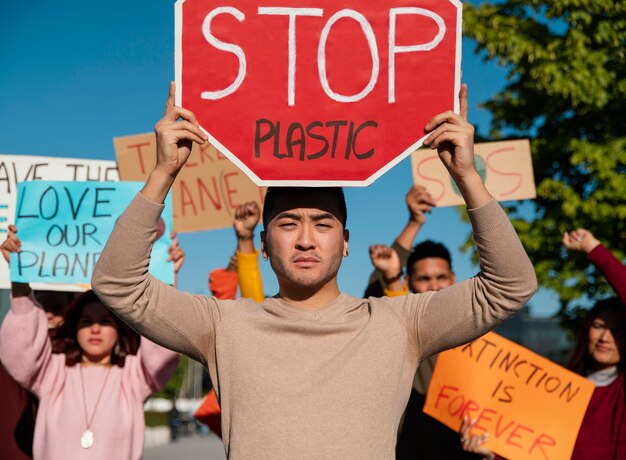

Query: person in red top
(461, 228), (626, 460)
(563, 228), (626, 305)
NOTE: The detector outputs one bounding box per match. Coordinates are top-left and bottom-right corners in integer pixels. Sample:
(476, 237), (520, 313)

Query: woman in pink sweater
(460, 229), (626, 459)
(0, 226), (181, 460)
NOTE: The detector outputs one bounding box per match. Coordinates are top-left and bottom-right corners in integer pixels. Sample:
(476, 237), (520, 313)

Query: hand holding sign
(146, 83), (209, 203)
(1, 226), (34, 297)
(460, 416), (495, 459)
(424, 84), (474, 180)
(424, 85), (491, 209)
(0, 225), (20, 264)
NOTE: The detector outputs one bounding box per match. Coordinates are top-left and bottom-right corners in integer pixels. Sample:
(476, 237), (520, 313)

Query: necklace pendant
(81, 429), (94, 449)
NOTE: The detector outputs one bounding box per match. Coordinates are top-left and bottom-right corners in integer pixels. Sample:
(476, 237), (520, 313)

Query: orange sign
(411, 139), (536, 206)
(114, 134), (265, 232)
(424, 332), (595, 460)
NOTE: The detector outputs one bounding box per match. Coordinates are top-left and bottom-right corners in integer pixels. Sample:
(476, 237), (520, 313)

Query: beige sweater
(92, 194), (536, 459)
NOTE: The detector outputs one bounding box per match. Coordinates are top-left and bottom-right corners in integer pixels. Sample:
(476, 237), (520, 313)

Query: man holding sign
(92, 83), (537, 458)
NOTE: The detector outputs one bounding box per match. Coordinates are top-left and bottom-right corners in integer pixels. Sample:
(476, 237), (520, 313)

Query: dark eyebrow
(311, 212), (336, 221)
(275, 212), (302, 221)
(274, 212), (336, 221)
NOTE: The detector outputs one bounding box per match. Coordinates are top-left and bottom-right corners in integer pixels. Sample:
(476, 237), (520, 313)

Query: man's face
(262, 208), (348, 291)
(408, 257), (455, 293)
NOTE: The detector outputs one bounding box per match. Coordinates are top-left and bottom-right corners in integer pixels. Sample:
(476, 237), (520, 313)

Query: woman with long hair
(0, 225), (182, 460)
(460, 229), (626, 459)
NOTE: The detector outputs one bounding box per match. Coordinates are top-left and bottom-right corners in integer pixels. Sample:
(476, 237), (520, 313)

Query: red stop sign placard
(175, 0), (462, 186)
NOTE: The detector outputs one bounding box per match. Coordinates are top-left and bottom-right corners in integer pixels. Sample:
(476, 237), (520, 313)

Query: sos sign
(175, 0), (462, 186)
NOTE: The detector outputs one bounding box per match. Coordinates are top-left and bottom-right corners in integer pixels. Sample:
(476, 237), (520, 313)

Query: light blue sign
(10, 181), (174, 285)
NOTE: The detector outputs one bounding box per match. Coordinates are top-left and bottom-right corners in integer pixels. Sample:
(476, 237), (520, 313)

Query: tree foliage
(463, 0), (626, 326)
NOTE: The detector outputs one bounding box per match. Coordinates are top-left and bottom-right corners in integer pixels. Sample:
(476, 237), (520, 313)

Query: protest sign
(0, 154), (119, 290)
(424, 332), (595, 460)
(114, 133), (264, 232)
(175, 0), (462, 185)
(411, 139), (536, 206)
(10, 181), (174, 286)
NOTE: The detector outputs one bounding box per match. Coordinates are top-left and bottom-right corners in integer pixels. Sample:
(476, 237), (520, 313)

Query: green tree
(463, 0), (626, 329)
(153, 354), (188, 400)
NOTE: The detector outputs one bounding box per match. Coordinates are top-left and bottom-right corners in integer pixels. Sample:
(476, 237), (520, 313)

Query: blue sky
(0, 0), (559, 316)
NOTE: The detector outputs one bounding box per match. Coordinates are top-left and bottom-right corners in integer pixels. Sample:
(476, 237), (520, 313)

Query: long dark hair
(567, 297), (626, 375)
(52, 290), (139, 367)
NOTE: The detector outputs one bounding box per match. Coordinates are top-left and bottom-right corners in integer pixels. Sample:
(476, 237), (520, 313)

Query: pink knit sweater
(0, 295), (180, 460)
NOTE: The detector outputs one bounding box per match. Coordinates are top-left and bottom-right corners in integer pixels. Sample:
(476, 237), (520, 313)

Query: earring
(263, 254), (269, 261)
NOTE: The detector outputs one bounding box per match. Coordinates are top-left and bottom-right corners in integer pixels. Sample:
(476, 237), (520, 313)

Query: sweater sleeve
(587, 244), (626, 304)
(407, 199), (537, 359)
(92, 193), (222, 366)
(134, 337), (180, 400)
(237, 249), (264, 302)
(0, 294), (61, 396)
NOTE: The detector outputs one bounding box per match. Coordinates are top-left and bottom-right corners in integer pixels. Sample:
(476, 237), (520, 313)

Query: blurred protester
(371, 240), (476, 459)
(563, 228), (626, 304)
(461, 230), (626, 459)
(0, 362), (36, 459)
(91, 83), (537, 458)
(195, 201), (264, 437)
(0, 225), (182, 460)
(364, 185), (436, 298)
(0, 249), (76, 460)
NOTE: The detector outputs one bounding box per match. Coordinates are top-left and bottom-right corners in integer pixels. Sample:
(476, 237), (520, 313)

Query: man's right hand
(406, 185), (436, 225)
(142, 82), (209, 204)
(154, 82), (208, 178)
(0, 225), (21, 264)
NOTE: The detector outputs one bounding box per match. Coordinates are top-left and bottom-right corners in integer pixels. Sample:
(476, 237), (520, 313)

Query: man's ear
(343, 229), (350, 256)
(260, 230), (268, 259)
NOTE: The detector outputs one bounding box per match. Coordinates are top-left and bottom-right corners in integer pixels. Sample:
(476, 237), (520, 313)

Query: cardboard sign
(411, 140), (536, 206)
(175, 0), (462, 186)
(0, 154), (119, 290)
(424, 332), (595, 460)
(10, 181), (174, 286)
(114, 134), (264, 233)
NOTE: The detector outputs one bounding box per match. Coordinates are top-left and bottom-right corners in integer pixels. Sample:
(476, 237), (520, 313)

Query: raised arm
(134, 337), (181, 400)
(563, 229), (626, 304)
(0, 227), (57, 395)
(364, 186), (435, 297)
(0, 293), (58, 396)
(369, 244), (407, 295)
(234, 202), (264, 302)
(92, 83), (218, 366)
(408, 85), (537, 358)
